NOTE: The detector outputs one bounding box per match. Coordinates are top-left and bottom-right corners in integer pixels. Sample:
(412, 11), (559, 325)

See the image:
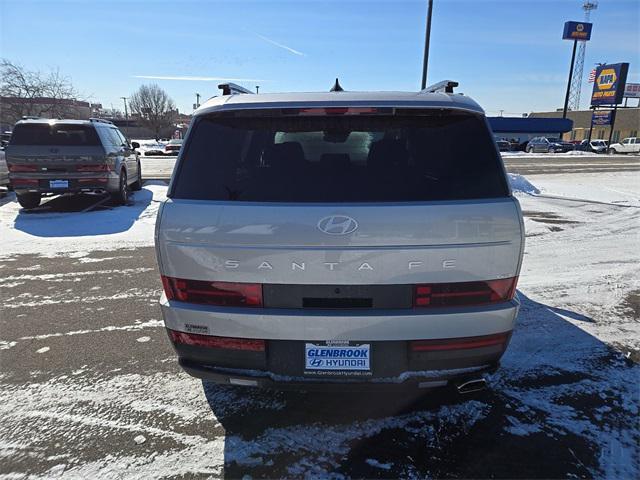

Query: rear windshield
(171, 110), (508, 202)
(10, 124), (101, 146)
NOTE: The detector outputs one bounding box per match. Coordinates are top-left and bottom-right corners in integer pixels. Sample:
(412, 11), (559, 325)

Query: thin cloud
(254, 33), (305, 56)
(133, 75), (263, 82)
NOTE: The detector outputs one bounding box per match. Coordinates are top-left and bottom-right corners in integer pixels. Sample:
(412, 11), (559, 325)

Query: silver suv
(155, 82), (525, 391)
(5, 118), (142, 209)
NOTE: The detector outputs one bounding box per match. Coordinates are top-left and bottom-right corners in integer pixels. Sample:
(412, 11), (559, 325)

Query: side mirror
(131, 142), (140, 149)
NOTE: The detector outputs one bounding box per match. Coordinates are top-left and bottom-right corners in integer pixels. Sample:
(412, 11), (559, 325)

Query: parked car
(607, 137), (640, 155)
(526, 137), (574, 153)
(155, 82), (525, 391)
(576, 139), (608, 154)
(134, 140), (165, 156)
(5, 118), (142, 209)
(163, 139), (182, 156)
(496, 139), (511, 152)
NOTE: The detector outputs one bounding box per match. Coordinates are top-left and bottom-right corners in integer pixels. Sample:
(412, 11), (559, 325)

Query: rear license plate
(304, 341), (371, 376)
(49, 180), (68, 189)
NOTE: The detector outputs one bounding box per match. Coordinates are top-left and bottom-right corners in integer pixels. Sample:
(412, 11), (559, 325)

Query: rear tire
(131, 162), (142, 191)
(526, 146), (533, 153)
(16, 192), (41, 209)
(607, 148), (616, 155)
(111, 170), (129, 205)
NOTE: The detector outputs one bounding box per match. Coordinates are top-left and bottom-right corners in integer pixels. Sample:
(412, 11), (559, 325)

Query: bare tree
(128, 84), (176, 139)
(0, 59), (82, 124)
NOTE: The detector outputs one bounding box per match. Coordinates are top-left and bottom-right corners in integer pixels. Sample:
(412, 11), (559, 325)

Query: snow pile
(0, 184), (167, 258)
(508, 173), (540, 194)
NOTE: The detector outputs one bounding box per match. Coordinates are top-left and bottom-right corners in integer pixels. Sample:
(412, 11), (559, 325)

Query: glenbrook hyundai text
(155, 81), (525, 391)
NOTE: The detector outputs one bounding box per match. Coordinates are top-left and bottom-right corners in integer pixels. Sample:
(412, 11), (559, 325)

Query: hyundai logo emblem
(317, 215), (358, 235)
(310, 358), (323, 367)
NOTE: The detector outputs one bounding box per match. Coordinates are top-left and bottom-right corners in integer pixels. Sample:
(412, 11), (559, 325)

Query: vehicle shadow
(12, 187), (154, 237)
(202, 292), (639, 479)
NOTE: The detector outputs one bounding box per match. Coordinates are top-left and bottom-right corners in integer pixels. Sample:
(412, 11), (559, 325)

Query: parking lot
(1, 156), (639, 478)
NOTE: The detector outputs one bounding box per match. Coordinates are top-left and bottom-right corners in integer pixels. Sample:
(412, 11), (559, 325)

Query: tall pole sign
(562, 21), (593, 118)
(589, 62), (630, 147)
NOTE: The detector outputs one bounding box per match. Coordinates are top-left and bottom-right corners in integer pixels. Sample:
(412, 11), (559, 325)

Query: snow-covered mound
(508, 173), (539, 194)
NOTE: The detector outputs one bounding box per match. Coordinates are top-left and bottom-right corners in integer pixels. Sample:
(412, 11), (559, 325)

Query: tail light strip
(414, 277), (517, 308)
(161, 276), (263, 307)
(410, 332), (511, 352)
(160, 276), (517, 309)
(167, 329), (265, 351)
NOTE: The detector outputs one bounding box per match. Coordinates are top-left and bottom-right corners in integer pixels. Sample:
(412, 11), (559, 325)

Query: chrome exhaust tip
(456, 378), (487, 394)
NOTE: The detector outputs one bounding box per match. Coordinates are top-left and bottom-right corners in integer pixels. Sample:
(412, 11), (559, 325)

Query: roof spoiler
(420, 80), (459, 94)
(218, 83), (254, 96)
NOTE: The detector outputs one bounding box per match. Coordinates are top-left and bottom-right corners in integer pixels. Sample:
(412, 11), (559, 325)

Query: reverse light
(167, 329), (265, 351)
(410, 332), (511, 352)
(161, 276), (263, 307)
(414, 277), (517, 308)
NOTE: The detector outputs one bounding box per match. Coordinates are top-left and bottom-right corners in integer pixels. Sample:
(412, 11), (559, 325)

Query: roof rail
(21, 115), (41, 120)
(420, 80), (459, 94)
(89, 118), (114, 124)
(218, 83), (254, 96)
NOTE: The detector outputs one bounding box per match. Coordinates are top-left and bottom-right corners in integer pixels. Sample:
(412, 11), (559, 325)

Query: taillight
(414, 277), (517, 308)
(167, 329), (265, 351)
(78, 178), (109, 183)
(8, 164), (37, 172)
(77, 164), (112, 172)
(161, 276), (263, 307)
(12, 179), (39, 186)
(410, 332), (511, 352)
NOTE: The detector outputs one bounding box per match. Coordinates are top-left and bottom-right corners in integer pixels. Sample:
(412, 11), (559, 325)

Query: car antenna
(330, 78), (344, 92)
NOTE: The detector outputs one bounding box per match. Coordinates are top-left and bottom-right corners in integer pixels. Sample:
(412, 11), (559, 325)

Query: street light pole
(120, 97), (129, 136)
(421, 0), (434, 89)
(195, 92), (200, 109)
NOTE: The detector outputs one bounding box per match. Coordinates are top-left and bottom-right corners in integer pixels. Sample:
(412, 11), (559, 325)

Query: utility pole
(120, 97), (129, 122)
(255, 86), (260, 94)
(420, 0), (434, 89)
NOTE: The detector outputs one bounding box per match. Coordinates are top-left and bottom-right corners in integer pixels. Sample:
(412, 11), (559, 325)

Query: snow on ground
(0, 184), (166, 258)
(0, 171), (638, 478)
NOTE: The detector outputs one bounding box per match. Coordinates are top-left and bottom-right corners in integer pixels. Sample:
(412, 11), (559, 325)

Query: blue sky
(1, 0), (638, 115)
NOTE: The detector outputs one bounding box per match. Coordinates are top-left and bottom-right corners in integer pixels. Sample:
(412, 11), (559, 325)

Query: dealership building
(528, 108), (640, 143)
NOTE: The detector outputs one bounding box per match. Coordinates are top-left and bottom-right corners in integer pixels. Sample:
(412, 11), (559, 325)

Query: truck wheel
(16, 192), (41, 210)
(111, 170), (129, 205)
(607, 148), (615, 155)
(131, 161), (142, 191)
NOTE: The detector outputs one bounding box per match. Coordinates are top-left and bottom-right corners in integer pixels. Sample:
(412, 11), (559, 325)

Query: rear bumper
(160, 296), (520, 341)
(10, 174), (120, 193)
(161, 297), (519, 389)
(178, 356), (500, 391)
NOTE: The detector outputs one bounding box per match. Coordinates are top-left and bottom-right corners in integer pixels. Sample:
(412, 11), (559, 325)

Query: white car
(155, 81), (525, 392)
(608, 137), (640, 154)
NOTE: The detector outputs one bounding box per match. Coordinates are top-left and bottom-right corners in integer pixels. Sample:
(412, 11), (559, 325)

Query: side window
(622, 138), (629, 144)
(115, 129), (128, 146)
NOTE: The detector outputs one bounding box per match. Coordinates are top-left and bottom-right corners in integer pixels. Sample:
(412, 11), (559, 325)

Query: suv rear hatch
(157, 107), (523, 302)
(6, 123), (108, 188)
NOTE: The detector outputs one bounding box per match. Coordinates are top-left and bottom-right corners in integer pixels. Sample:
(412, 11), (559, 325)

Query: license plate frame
(304, 341), (372, 377)
(49, 180), (69, 189)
